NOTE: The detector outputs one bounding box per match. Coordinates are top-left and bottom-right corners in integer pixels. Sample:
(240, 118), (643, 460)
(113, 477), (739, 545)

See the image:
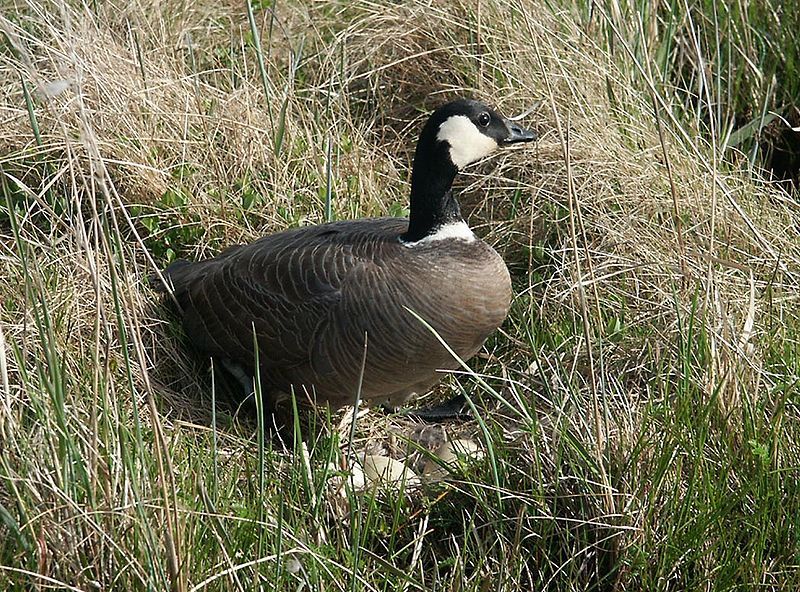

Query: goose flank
(155, 98), (537, 410)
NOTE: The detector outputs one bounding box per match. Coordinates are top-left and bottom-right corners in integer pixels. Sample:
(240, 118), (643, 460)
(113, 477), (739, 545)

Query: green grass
(570, 0), (800, 174)
(2, 0), (800, 590)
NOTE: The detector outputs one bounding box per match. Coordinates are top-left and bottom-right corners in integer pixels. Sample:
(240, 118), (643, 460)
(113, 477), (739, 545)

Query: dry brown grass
(1, 0), (800, 589)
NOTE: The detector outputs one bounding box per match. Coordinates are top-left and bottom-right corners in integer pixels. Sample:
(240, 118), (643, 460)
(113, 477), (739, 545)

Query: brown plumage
(156, 98), (536, 410)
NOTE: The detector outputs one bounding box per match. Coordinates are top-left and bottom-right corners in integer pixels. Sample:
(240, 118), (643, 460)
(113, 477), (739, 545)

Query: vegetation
(1, 0), (799, 590)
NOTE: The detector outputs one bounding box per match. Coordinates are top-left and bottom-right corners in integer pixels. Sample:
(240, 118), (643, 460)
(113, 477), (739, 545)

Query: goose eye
(477, 112), (491, 127)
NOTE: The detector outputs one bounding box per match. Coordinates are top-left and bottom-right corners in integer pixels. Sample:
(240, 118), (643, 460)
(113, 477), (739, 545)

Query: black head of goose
(157, 98), (536, 411)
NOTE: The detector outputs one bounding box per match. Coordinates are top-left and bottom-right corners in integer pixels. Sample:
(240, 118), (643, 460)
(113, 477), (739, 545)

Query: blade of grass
(245, 0), (275, 141)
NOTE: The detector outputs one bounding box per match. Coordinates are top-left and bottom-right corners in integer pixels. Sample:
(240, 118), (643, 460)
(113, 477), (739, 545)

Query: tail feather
(149, 259), (193, 293)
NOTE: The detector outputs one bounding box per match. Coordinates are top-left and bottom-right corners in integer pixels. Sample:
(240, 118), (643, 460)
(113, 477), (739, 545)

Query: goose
(155, 98), (536, 417)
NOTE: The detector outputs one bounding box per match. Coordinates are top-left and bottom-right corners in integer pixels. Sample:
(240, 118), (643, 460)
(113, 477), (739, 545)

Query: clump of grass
(572, 0), (800, 184)
(1, 0), (800, 590)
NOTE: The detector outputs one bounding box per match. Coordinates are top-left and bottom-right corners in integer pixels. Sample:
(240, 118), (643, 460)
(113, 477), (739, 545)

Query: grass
(1, 0), (800, 590)
(571, 0), (800, 171)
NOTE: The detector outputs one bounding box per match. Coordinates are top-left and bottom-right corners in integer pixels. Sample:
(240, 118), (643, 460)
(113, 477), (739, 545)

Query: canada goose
(155, 98), (536, 415)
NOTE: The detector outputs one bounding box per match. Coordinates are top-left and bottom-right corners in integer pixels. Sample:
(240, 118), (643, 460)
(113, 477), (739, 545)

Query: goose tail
(149, 259), (194, 293)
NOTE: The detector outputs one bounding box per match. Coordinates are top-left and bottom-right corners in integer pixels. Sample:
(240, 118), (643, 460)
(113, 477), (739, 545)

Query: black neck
(400, 139), (461, 242)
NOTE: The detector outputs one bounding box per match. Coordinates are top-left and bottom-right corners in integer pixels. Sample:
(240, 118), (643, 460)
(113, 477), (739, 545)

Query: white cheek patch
(401, 220), (475, 247)
(436, 115), (498, 169)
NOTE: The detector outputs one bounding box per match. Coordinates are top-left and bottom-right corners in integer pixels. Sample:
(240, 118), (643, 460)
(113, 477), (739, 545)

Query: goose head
(402, 98), (537, 244)
(424, 98), (537, 170)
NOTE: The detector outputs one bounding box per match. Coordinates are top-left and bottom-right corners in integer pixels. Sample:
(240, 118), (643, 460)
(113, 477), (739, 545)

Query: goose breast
(308, 226), (512, 406)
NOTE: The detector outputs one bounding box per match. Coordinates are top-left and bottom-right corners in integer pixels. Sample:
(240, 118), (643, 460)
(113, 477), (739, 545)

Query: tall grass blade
(20, 75), (41, 147)
(245, 0), (275, 135)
